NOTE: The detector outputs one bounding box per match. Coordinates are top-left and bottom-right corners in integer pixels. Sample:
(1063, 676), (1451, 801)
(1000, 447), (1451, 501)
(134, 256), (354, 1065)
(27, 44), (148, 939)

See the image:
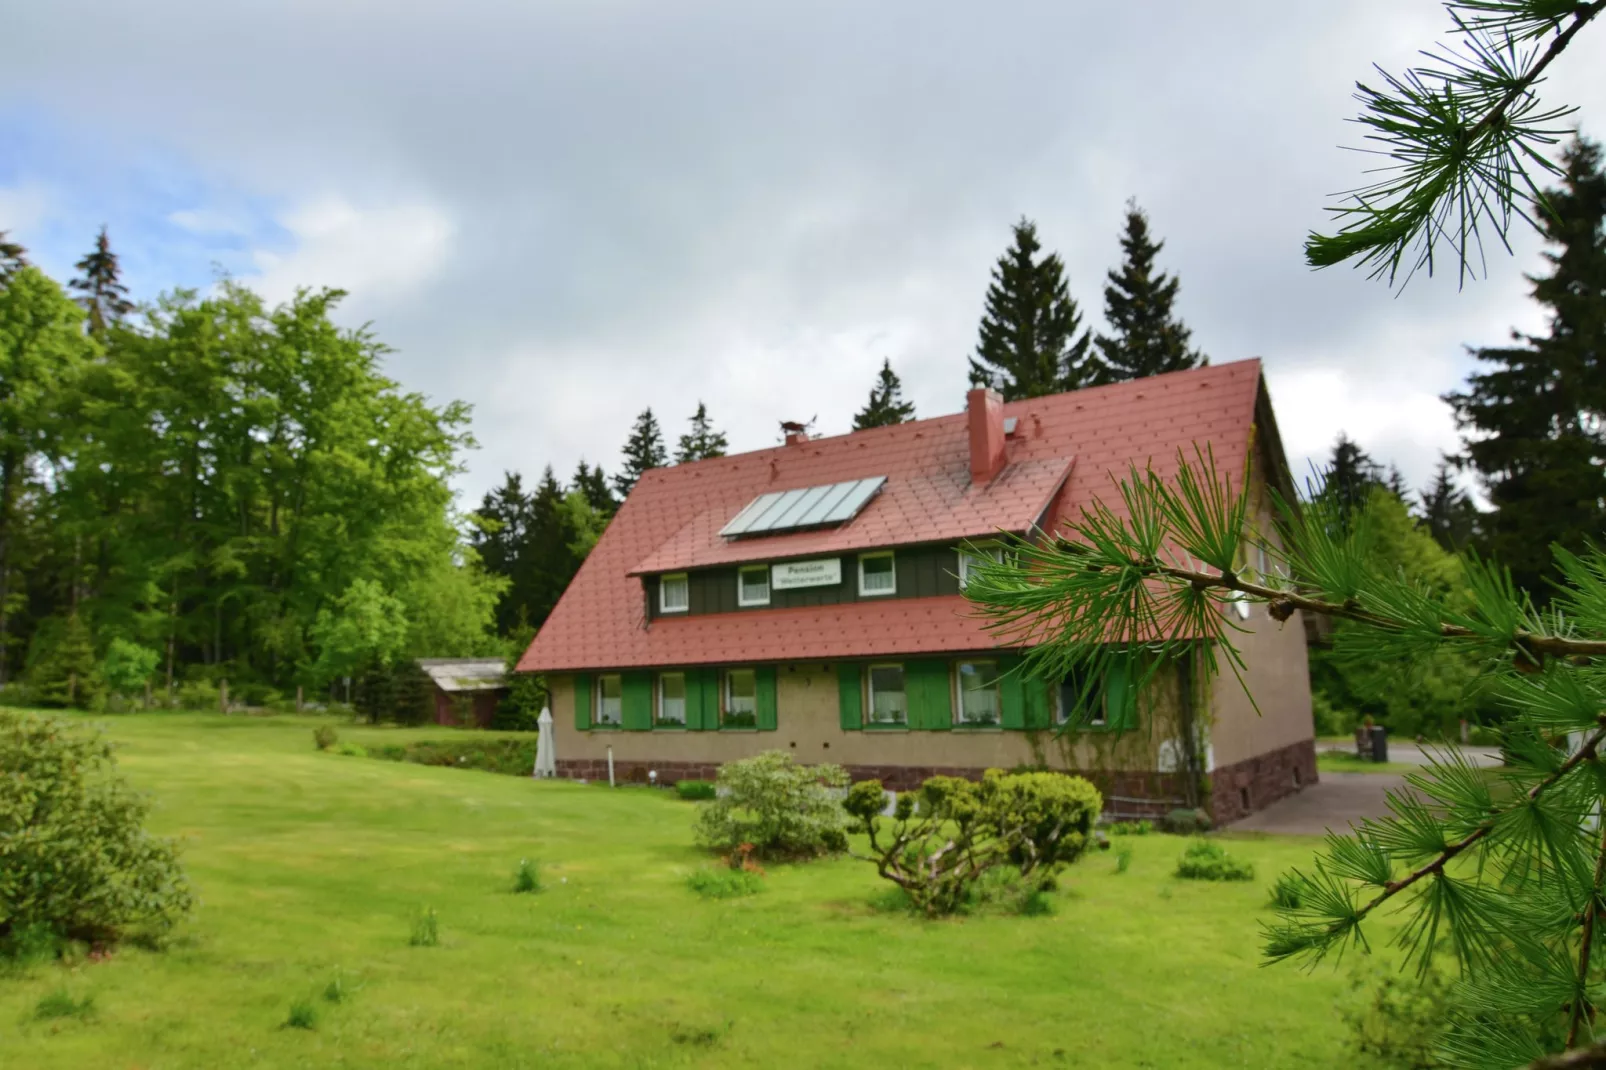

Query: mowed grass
(1, 711), (1366, 1069)
(1317, 749), (1422, 775)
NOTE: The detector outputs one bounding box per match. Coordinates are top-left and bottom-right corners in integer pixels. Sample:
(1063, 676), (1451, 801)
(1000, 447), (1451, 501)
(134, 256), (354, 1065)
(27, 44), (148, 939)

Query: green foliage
(322, 974), (351, 1004)
(968, 218), (1095, 399)
(331, 741), (367, 758)
(69, 226), (133, 335)
(493, 626), (543, 731)
(1114, 845), (1134, 874)
(409, 908), (439, 948)
(1175, 841), (1255, 882)
(844, 769), (1103, 916)
(686, 867), (764, 899)
(1271, 873), (1304, 909)
(35, 987), (96, 1022)
(513, 859), (540, 894)
(1308, 2), (1602, 284)
(1162, 808), (1214, 836)
(1108, 819), (1154, 836)
(0, 711), (194, 947)
(1091, 201), (1206, 382)
(313, 725), (338, 751)
(28, 612), (101, 710)
(284, 998), (318, 1030)
(674, 401), (728, 463)
(471, 468), (599, 637)
(852, 358), (917, 430)
(693, 751), (850, 861)
(370, 738), (540, 777)
(1446, 137), (1606, 604)
(309, 579), (409, 690)
(100, 638), (160, 699)
(1343, 964), (1454, 1070)
(173, 677), (218, 712)
(675, 779), (717, 801)
(613, 408), (668, 500)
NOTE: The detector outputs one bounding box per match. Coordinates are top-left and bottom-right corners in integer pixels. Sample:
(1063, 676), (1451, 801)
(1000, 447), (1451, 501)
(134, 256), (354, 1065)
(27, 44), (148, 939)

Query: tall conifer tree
(852, 358), (916, 430)
(68, 226), (134, 335)
(1092, 202), (1205, 383)
(1322, 432), (1383, 529)
(674, 401), (728, 463)
(612, 408), (668, 499)
(571, 460), (616, 517)
(1419, 459), (1478, 553)
(1446, 137), (1606, 601)
(968, 218), (1092, 400)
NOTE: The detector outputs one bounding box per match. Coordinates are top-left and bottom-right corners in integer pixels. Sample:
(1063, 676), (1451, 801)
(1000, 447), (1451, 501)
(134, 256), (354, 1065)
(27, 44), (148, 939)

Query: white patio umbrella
(533, 707), (556, 778)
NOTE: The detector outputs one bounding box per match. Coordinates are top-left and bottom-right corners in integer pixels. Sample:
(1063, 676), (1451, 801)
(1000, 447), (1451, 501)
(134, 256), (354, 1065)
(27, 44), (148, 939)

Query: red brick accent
(1207, 738), (1318, 826)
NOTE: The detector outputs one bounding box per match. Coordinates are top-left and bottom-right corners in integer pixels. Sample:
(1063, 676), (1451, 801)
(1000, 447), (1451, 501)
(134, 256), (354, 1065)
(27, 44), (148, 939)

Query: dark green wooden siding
(645, 544), (963, 620)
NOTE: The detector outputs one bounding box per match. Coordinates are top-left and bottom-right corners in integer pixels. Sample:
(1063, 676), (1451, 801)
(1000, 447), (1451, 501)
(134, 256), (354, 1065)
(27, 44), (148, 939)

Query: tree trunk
(220, 678), (228, 714)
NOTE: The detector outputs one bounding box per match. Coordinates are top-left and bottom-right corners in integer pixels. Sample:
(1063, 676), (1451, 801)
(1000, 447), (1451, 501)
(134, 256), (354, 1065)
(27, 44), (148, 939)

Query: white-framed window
(858, 552), (896, 597)
(659, 573), (689, 614)
(1055, 670), (1107, 727)
(656, 672), (687, 727)
(723, 668), (757, 728)
(954, 660), (1001, 726)
(596, 674), (623, 726)
(957, 543), (1005, 589)
(738, 565), (770, 607)
(866, 664), (907, 726)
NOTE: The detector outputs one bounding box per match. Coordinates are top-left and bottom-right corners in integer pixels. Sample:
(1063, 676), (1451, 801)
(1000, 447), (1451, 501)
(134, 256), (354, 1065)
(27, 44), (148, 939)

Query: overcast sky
(3, 0), (1603, 507)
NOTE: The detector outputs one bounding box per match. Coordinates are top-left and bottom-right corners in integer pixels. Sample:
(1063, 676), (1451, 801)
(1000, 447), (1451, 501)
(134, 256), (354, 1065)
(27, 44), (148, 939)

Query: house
(418, 658), (507, 727)
(517, 359), (1316, 823)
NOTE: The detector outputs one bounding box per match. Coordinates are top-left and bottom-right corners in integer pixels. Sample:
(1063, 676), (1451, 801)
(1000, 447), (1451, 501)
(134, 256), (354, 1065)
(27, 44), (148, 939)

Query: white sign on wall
(771, 558), (842, 590)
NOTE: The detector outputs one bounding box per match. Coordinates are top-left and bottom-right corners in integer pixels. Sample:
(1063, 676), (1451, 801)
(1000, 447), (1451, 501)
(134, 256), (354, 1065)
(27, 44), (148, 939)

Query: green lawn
(1317, 749), (1422, 775)
(3, 711), (1371, 1068)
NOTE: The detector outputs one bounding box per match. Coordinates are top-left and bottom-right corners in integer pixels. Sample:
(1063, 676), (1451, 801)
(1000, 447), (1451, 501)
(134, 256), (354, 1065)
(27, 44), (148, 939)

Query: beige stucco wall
(547, 662), (1181, 774)
(1207, 462), (1315, 770)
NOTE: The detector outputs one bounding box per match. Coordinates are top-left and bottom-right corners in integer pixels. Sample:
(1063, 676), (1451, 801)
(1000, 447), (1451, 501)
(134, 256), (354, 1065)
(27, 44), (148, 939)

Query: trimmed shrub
(844, 769), (1103, 916)
(1162, 807), (1213, 835)
(1175, 840), (1255, 881)
(676, 779), (717, 801)
(313, 725), (338, 751)
(686, 867), (764, 899)
(693, 751), (850, 861)
(0, 712), (194, 951)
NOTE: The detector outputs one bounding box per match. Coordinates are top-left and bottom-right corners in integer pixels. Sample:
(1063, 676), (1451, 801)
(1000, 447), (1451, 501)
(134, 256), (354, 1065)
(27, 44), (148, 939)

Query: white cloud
(246, 197), (455, 309)
(0, 182), (55, 233)
(166, 207), (250, 235)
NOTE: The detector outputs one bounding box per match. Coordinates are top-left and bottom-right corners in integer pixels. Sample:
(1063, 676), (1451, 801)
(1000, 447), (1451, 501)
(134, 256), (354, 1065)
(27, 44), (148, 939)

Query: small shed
(418, 658), (508, 727)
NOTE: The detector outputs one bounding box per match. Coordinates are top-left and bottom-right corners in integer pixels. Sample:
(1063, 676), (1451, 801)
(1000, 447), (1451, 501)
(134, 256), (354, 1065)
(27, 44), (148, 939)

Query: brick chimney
(781, 420), (810, 446)
(967, 387), (1006, 485)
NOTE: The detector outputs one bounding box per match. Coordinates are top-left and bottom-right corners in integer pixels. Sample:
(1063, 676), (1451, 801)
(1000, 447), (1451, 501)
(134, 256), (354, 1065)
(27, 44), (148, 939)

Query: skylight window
(719, 477), (886, 538)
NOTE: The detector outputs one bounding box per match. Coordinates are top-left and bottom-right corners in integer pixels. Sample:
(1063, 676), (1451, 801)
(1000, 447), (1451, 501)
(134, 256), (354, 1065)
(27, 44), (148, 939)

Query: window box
(954, 660), (1001, 726)
(738, 565), (770, 607)
(659, 573), (689, 614)
(596, 674), (623, 726)
(723, 669), (758, 728)
(866, 664), (907, 727)
(858, 552), (896, 597)
(656, 672), (687, 727)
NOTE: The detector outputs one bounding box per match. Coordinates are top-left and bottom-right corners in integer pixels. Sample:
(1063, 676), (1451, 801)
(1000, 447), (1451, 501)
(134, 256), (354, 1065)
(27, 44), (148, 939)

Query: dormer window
(660, 573), (689, 614)
(958, 543), (1005, 589)
(858, 552), (896, 596)
(738, 565), (770, 607)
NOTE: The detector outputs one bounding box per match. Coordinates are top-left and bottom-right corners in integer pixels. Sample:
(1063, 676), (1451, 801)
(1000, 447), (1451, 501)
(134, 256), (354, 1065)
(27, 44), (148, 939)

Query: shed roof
(418, 658), (507, 693)
(519, 359), (1276, 673)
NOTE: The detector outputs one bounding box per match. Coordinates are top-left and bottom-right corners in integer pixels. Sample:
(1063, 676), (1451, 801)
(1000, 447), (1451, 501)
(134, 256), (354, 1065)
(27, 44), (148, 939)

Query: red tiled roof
(519, 359), (1268, 673)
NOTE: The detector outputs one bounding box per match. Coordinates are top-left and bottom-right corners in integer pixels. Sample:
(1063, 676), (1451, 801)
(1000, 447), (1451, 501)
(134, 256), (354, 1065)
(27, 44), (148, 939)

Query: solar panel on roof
(718, 476), (886, 538)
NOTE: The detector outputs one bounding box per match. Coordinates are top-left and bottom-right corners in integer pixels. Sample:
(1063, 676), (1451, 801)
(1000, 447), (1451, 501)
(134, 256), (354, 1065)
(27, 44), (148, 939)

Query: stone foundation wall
(1206, 738), (1318, 826)
(554, 758), (1197, 817)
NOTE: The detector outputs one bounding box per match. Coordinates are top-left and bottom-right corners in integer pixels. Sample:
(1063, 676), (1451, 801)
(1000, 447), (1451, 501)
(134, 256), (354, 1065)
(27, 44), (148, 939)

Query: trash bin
(1370, 725), (1388, 763)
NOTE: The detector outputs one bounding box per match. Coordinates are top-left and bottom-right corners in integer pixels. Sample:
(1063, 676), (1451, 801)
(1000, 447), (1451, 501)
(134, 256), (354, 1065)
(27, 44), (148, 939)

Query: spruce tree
(1445, 137), (1606, 601)
(852, 358), (916, 430)
(1322, 432), (1382, 529)
(68, 226), (134, 335)
(968, 218), (1093, 400)
(30, 611), (101, 709)
(470, 472), (534, 635)
(612, 408), (667, 499)
(571, 460), (616, 517)
(1091, 202), (1205, 383)
(1419, 458), (1478, 553)
(0, 231), (26, 287)
(674, 401), (728, 463)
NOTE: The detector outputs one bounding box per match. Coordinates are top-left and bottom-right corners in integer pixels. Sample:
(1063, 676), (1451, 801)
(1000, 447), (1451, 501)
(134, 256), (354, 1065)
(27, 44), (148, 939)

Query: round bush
(0, 712), (194, 951)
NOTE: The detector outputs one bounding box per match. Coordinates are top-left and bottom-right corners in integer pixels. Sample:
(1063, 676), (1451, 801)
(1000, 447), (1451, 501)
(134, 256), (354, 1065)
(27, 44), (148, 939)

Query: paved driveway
(1231, 772), (1411, 835)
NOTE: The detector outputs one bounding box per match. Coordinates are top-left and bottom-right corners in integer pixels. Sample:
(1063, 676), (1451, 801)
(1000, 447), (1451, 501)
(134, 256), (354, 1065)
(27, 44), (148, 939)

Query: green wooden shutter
(622, 672), (653, 731)
(573, 673), (593, 731)
(837, 663), (863, 731)
(756, 666), (778, 731)
(1000, 655), (1025, 730)
(689, 668), (717, 731)
(1023, 665), (1052, 730)
(1104, 653), (1138, 731)
(907, 660), (952, 730)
